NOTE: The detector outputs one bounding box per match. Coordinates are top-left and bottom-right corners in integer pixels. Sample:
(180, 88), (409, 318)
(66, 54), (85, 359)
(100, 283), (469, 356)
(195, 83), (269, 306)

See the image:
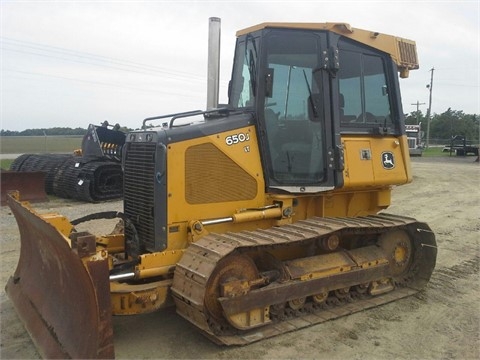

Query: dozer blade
(1, 170), (48, 206)
(5, 194), (114, 359)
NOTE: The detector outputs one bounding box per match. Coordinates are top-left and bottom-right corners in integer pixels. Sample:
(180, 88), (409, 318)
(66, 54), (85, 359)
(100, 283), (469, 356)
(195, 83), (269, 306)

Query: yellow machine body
(108, 131), (413, 315)
(5, 21), (436, 358)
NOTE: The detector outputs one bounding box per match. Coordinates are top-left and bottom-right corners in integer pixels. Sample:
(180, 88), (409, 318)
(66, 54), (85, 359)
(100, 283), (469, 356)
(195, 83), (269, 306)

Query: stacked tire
(10, 154), (123, 202)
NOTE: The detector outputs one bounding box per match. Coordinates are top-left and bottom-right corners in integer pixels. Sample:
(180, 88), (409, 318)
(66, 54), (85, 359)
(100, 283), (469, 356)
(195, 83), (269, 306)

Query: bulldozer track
(171, 213), (436, 345)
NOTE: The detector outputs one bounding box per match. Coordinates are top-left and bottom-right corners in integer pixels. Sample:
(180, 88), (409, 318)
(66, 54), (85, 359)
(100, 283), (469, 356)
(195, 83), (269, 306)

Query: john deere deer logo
(382, 152), (395, 169)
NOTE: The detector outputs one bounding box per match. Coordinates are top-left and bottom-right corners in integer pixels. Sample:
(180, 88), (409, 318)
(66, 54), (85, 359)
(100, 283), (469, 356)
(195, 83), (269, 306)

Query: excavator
(5, 18), (437, 358)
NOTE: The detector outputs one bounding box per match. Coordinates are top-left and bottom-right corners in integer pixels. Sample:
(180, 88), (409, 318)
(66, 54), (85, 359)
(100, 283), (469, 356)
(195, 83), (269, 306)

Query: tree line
(1, 108), (478, 142)
(405, 108), (479, 143)
(1, 127), (87, 136)
(1, 126), (132, 136)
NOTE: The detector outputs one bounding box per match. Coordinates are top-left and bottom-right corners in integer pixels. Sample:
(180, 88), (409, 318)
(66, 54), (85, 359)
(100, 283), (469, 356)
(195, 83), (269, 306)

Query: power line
(411, 101), (426, 124)
(1, 37), (207, 82)
(3, 68), (209, 98)
(3, 65), (229, 90)
(1, 37), (206, 78)
(411, 101), (426, 112)
(3, 47), (206, 83)
(435, 82), (479, 88)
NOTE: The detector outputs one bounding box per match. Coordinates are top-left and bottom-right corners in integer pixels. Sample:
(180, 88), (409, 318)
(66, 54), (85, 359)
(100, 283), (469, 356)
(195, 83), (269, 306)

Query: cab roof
(236, 22), (418, 78)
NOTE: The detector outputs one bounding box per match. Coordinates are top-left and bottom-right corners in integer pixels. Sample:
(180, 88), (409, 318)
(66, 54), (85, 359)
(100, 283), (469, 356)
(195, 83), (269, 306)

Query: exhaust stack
(206, 17), (221, 110)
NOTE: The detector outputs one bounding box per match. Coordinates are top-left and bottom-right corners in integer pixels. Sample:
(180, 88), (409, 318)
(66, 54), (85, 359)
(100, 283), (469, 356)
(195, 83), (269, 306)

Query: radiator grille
(185, 143), (257, 204)
(124, 142), (157, 251)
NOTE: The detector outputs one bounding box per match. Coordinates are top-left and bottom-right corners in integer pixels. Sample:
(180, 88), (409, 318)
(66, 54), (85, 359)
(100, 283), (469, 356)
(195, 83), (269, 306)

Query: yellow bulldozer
(5, 18), (437, 358)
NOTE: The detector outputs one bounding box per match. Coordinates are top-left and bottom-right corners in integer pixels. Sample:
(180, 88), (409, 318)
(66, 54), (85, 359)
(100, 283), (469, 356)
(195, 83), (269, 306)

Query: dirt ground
(1, 156), (479, 359)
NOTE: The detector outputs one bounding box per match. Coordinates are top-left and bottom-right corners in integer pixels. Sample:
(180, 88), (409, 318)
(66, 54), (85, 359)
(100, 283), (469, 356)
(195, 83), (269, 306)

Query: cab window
(338, 47), (392, 127)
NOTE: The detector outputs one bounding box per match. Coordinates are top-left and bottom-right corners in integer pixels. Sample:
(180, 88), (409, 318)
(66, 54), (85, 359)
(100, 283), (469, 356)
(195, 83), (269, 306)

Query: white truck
(406, 123), (424, 156)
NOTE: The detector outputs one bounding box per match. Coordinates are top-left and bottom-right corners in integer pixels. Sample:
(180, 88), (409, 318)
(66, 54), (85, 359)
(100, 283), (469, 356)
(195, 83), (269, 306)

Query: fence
(428, 138), (480, 147)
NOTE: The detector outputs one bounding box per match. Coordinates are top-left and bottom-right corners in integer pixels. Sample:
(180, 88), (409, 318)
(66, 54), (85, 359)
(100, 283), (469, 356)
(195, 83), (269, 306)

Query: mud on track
(1, 156), (479, 359)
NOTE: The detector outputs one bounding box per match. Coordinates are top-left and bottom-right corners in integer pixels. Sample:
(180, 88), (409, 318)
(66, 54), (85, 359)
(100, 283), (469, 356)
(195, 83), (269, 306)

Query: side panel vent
(185, 143), (257, 204)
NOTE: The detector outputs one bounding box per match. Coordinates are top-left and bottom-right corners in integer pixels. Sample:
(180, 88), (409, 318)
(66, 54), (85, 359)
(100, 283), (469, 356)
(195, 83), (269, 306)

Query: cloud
(1, 1), (478, 131)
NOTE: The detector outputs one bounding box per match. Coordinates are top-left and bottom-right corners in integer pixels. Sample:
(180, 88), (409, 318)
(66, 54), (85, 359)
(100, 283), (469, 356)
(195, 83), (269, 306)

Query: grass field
(0, 135), (83, 154)
(1, 159), (14, 170)
(422, 147), (446, 156)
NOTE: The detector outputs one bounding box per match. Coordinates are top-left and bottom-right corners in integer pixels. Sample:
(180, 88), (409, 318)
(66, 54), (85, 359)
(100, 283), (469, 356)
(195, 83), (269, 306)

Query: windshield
(263, 31), (325, 185)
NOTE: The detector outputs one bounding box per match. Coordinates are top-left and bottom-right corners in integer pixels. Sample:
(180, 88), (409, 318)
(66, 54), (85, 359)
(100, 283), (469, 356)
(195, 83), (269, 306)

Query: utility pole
(425, 67), (434, 148)
(411, 101), (426, 124)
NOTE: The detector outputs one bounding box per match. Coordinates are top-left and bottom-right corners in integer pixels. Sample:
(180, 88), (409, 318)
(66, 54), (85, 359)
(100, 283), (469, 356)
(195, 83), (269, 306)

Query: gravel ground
(1, 156), (479, 359)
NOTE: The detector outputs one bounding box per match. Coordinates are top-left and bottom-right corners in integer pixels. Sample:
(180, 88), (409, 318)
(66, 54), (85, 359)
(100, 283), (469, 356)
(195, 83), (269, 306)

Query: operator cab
(228, 24), (404, 194)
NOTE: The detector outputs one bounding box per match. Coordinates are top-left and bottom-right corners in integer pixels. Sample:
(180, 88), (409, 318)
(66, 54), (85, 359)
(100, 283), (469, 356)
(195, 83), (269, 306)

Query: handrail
(142, 107), (232, 130)
(142, 110), (203, 130)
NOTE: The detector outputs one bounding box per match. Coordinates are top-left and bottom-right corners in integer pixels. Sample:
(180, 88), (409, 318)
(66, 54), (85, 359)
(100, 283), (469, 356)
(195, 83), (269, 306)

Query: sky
(1, 0), (479, 131)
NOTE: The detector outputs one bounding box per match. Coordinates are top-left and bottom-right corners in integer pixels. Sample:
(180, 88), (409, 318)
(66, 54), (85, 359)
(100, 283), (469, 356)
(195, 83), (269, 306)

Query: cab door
(256, 29), (340, 193)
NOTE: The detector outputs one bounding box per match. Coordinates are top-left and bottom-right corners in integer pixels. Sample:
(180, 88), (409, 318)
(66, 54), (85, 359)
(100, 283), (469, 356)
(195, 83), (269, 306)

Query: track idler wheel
(205, 253), (271, 331)
(378, 229), (413, 277)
